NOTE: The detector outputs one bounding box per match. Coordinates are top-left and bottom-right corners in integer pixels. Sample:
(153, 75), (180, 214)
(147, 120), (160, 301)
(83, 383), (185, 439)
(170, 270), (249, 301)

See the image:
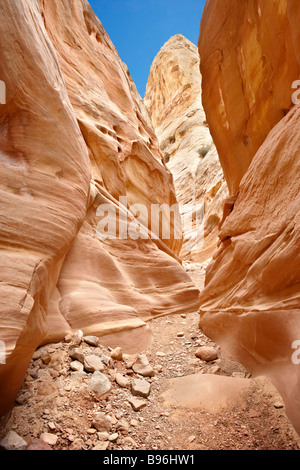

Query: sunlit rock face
(145, 35), (228, 262)
(42, 0), (183, 256)
(199, 0), (300, 196)
(0, 0), (199, 416)
(198, 0), (300, 433)
(0, 0), (91, 418)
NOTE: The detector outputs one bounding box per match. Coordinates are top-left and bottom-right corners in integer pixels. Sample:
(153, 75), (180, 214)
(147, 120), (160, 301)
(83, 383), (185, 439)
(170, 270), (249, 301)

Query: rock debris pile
(1, 307), (299, 451)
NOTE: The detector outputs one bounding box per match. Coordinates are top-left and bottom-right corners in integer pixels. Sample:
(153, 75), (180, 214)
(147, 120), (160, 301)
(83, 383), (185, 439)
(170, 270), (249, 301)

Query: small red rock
(26, 439), (52, 451)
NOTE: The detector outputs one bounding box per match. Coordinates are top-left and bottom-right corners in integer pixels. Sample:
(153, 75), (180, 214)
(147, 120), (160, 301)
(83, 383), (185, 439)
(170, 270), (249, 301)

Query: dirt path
(140, 311), (300, 450)
(1, 263), (299, 451)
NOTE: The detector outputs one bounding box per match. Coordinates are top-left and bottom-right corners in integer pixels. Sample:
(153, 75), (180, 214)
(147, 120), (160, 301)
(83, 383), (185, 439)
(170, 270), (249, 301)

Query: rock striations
(199, 0), (300, 433)
(145, 35), (228, 262)
(199, 0), (300, 196)
(0, 0), (199, 416)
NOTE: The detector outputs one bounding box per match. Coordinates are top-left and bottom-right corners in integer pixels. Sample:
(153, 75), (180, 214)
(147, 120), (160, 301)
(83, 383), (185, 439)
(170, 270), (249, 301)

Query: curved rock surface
(0, 0), (199, 416)
(0, 0), (90, 418)
(199, 0), (300, 433)
(42, 0), (182, 255)
(145, 35), (228, 262)
(199, 0), (300, 195)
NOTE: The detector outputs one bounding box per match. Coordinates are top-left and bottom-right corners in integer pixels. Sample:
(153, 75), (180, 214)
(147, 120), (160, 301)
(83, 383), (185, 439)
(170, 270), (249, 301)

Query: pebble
(41, 350), (52, 365)
(83, 336), (100, 347)
(70, 330), (84, 347)
(248, 409), (261, 418)
(49, 351), (66, 373)
(15, 391), (31, 405)
(70, 360), (84, 372)
(111, 347), (123, 361)
(116, 419), (130, 435)
(92, 413), (112, 432)
(89, 371), (112, 396)
(32, 350), (41, 360)
(64, 333), (72, 343)
(84, 355), (105, 373)
(132, 355), (155, 377)
(40, 433), (58, 446)
(207, 365), (221, 374)
(128, 397), (148, 412)
(195, 346), (218, 362)
(131, 378), (151, 398)
(0, 431), (28, 451)
(69, 439), (84, 450)
(110, 415), (118, 425)
(274, 402), (284, 409)
(87, 428), (97, 435)
(123, 436), (137, 447)
(26, 439), (52, 451)
(232, 372), (245, 378)
(92, 442), (109, 451)
(69, 348), (85, 364)
(156, 352), (166, 357)
(38, 369), (51, 379)
(115, 372), (130, 388)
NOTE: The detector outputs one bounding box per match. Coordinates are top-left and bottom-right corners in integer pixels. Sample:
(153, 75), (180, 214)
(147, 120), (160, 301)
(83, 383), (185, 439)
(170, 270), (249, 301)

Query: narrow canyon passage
(0, 0), (300, 452)
(1, 264), (299, 451)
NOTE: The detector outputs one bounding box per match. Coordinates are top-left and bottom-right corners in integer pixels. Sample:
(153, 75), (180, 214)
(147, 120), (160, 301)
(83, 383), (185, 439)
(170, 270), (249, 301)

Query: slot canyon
(0, 0), (299, 452)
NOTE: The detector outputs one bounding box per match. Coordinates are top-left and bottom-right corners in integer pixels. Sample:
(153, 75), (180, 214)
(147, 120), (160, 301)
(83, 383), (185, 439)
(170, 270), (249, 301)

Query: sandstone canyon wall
(199, 0), (300, 195)
(199, 0), (300, 432)
(144, 35), (228, 262)
(0, 0), (199, 416)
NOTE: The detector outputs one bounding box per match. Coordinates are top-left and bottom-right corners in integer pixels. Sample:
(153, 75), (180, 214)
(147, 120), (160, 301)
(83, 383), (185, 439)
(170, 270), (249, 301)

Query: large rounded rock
(195, 346), (218, 362)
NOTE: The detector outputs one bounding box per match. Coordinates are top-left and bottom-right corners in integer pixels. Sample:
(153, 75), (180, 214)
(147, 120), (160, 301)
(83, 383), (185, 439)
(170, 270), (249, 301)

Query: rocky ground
(0, 262), (299, 451)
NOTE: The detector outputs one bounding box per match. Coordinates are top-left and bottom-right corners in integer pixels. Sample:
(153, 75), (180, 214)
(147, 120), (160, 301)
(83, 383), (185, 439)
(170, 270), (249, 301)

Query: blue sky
(89, 0), (206, 98)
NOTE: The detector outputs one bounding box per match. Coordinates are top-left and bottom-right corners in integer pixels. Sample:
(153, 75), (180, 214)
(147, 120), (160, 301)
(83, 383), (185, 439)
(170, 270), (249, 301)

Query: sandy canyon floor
(0, 262), (299, 451)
